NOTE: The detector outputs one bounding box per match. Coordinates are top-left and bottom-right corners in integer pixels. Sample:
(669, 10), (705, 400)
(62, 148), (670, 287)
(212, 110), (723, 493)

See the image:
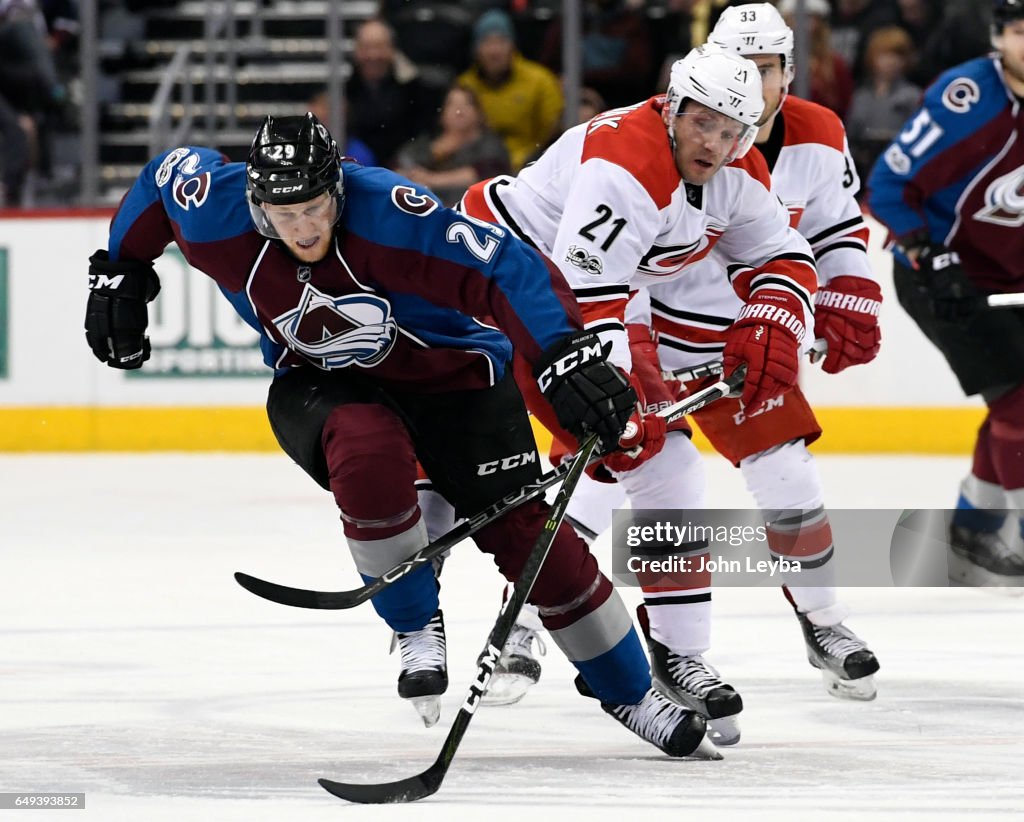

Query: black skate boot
(793, 603), (879, 701)
(948, 525), (1024, 587)
(391, 609), (448, 727)
(481, 616), (546, 706)
(637, 604), (743, 745)
(575, 675), (721, 759)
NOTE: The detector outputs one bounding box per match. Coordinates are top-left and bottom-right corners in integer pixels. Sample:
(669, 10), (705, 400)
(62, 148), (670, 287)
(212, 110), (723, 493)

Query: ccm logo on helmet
(271, 183), (306, 195)
(536, 340), (603, 392)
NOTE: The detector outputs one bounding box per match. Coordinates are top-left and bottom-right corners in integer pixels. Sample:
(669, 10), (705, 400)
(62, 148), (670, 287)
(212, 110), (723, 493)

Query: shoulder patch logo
(172, 171), (212, 211)
(565, 245), (603, 275)
(273, 283), (398, 369)
(392, 185), (439, 216)
(941, 77), (980, 113)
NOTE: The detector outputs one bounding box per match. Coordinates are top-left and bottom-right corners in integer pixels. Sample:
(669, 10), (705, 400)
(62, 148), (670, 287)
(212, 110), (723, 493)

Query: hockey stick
(668, 339), (828, 378)
(986, 292), (1024, 309)
(318, 433), (601, 804)
(234, 367), (746, 610)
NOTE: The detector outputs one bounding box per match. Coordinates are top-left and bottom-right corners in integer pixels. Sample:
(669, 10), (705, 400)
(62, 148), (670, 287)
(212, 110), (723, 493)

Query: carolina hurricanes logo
(273, 283), (398, 369)
(974, 165), (1024, 227)
(637, 227), (725, 277)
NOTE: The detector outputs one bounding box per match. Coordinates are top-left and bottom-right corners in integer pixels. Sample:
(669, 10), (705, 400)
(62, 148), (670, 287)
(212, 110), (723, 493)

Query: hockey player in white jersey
(453, 43), (820, 730)
(551, 4), (882, 720)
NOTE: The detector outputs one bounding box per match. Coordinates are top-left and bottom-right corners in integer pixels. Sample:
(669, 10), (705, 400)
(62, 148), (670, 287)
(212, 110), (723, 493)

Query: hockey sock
(766, 505), (837, 614)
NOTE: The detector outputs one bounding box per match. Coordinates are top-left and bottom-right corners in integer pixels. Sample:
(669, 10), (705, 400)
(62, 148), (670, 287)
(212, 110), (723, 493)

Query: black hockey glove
(915, 244), (979, 323)
(85, 250), (161, 369)
(534, 330), (636, 452)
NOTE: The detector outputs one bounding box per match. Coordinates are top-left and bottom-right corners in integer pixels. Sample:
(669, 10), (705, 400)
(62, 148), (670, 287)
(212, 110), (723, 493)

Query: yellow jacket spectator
(457, 10), (563, 171)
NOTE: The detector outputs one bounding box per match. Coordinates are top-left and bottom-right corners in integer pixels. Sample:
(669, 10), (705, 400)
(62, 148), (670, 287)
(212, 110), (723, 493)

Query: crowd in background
(0, 1), (1001, 207)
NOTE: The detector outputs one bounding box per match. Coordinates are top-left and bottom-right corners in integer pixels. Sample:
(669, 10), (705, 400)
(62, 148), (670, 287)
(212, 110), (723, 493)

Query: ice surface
(1, 454), (1022, 820)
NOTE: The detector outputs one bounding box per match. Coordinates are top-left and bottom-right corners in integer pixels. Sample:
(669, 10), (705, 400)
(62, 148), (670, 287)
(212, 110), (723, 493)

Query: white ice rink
(2, 453), (1023, 821)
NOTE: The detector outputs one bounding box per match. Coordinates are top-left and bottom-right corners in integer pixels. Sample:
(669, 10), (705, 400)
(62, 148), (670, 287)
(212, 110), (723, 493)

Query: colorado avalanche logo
(974, 165), (1024, 227)
(273, 284), (398, 369)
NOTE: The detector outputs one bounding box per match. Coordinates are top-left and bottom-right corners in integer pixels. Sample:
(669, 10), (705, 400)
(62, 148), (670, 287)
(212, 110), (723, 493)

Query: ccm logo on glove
(536, 338), (603, 392)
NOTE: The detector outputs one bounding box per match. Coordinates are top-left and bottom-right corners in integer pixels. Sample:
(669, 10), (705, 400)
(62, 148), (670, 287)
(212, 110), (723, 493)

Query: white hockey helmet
(665, 44), (764, 161)
(709, 4), (795, 86)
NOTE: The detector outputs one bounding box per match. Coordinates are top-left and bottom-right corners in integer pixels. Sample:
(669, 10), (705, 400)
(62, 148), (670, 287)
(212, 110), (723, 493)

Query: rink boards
(0, 213), (983, 453)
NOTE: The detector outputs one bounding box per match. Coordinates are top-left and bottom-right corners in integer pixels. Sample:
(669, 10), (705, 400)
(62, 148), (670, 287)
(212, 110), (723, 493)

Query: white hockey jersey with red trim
(645, 96), (874, 373)
(462, 96), (817, 371)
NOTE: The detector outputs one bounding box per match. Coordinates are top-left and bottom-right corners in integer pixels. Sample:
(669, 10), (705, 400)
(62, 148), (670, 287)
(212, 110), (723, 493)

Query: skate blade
(685, 733), (724, 761)
(407, 695), (441, 727)
(947, 550), (1024, 588)
(480, 673), (535, 707)
(821, 670), (877, 701)
(707, 715), (741, 746)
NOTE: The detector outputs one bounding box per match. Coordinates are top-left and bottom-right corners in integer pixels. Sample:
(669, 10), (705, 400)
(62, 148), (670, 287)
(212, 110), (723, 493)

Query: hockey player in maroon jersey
(870, 0), (1024, 588)
(83, 113), (718, 758)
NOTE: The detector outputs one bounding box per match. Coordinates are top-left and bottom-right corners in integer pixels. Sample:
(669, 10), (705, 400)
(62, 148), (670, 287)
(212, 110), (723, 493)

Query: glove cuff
(735, 290), (808, 344)
(88, 249), (161, 302)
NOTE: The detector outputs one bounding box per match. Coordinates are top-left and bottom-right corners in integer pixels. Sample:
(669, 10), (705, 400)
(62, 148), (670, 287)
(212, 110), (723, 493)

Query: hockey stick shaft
(669, 340), (827, 380)
(986, 292), (1024, 309)
(318, 434), (602, 804)
(234, 369), (746, 610)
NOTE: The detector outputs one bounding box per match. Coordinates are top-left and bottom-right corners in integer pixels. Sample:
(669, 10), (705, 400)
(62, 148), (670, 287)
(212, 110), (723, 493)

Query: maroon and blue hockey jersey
(107, 148), (582, 391)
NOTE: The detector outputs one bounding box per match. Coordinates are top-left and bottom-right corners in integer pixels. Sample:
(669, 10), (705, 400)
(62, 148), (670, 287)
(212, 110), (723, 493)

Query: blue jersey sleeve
(868, 56), (1009, 248)
(108, 146), (253, 264)
(340, 164), (581, 362)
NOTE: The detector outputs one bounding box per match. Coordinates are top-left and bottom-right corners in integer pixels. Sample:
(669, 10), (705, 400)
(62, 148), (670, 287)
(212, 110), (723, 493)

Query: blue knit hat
(473, 9), (515, 48)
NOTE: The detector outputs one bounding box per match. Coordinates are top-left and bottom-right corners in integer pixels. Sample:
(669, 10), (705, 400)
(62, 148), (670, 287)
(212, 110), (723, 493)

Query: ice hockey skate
(793, 604), (879, 701)
(947, 524), (1024, 589)
(391, 609), (448, 727)
(481, 606), (546, 706)
(575, 675), (721, 759)
(637, 604), (743, 745)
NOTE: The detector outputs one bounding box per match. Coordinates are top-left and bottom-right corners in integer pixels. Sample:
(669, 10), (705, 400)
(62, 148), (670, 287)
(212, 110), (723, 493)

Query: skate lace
(666, 654), (723, 698)
(504, 624), (547, 659)
(394, 613), (446, 671)
(813, 623), (866, 659)
(612, 690), (683, 748)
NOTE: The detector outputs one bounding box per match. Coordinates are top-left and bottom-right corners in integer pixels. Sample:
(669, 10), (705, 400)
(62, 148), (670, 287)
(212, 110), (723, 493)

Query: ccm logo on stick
(477, 451), (538, 475)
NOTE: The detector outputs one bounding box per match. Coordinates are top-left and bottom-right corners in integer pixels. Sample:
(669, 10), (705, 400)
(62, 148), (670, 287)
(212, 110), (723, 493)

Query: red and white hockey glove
(603, 370), (668, 474)
(723, 290), (804, 414)
(814, 276), (882, 374)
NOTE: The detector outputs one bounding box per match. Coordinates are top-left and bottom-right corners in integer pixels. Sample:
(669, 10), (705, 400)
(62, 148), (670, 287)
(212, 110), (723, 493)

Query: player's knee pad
(417, 484), (457, 542)
(739, 439), (824, 511)
(616, 431), (706, 509)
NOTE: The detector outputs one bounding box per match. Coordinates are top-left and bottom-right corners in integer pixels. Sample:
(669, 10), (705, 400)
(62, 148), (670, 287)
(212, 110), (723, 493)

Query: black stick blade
(233, 571), (365, 610)
(318, 767), (443, 804)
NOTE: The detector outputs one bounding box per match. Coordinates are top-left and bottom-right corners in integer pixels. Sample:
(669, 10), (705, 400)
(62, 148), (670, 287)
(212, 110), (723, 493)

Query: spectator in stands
(539, 0), (655, 109)
(0, 91), (32, 206)
(523, 85), (606, 167)
(780, 0), (855, 119)
(829, 0), (900, 81)
(345, 18), (438, 168)
(394, 83), (510, 206)
(913, 0), (993, 87)
(305, 92), (378, 167)
(0, 0), (66, 205)
(846, 26), (922, 187)
(457, 9), (563, 171)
